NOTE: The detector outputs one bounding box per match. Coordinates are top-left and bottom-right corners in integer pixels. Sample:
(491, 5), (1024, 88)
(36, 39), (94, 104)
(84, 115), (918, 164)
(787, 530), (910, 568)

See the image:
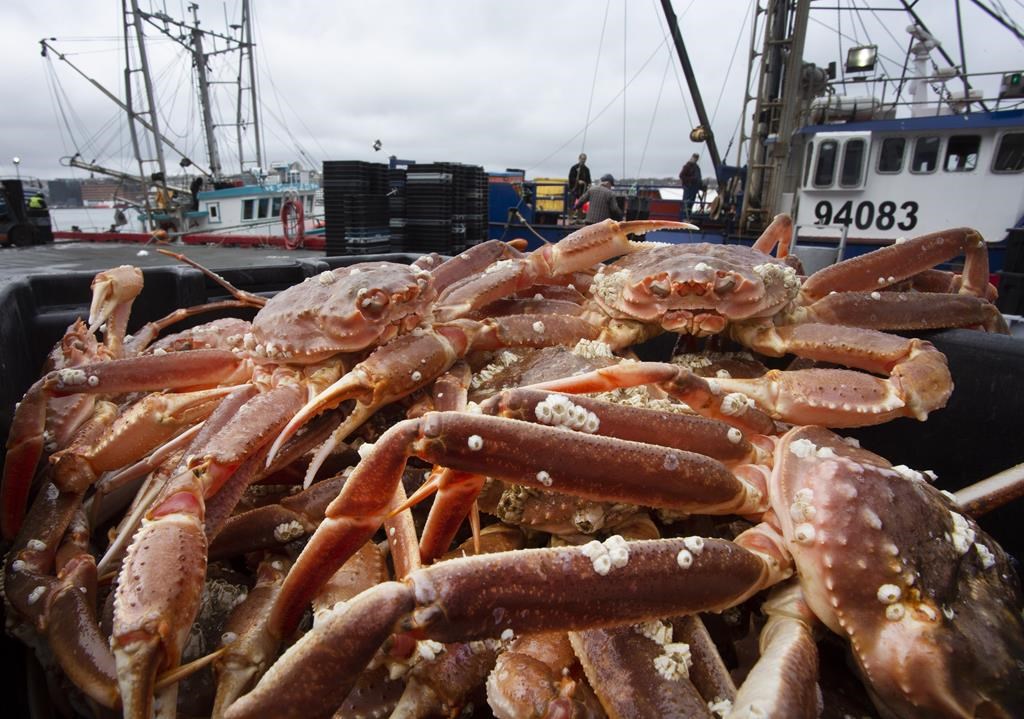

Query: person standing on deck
(574, 174), (622, 225)
(679, 153), (702, 219)
(567, 153), (591, 221)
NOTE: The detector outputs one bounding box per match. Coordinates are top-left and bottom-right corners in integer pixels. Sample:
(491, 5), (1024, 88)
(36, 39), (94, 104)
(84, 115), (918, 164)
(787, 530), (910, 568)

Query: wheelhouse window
(944, 135), (979, 172)
(242, 199), (255, 220)
(272, 197), (283, 216)
(911, 136), (940, 173)
(207, 202), (220, 223)
(994, 132), (1024, 173)
(257, 198), (270, 219)
(840, 139), (866, 187)
(813, 140), (839, 187)
(803, 144), (814, 187)
(877, 137), (905, 173)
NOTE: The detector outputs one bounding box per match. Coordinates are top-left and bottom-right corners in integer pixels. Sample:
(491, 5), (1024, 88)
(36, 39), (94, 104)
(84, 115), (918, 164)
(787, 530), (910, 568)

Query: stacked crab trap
(322, 160), (392, 256)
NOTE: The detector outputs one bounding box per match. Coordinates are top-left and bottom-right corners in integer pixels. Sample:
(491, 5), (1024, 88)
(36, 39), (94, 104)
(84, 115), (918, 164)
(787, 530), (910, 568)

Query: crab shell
(248, 263), (436, 364)
(589, 243), (799, 336)
(773, 426), (1024, 718)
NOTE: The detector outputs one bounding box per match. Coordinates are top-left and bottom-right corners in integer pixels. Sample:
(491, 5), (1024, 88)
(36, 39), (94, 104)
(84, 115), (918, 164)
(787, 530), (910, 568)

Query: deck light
(846, 45), (877, 73)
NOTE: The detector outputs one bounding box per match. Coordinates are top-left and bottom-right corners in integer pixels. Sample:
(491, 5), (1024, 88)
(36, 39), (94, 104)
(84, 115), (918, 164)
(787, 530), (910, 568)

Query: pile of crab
(2, 215), (1022, 719)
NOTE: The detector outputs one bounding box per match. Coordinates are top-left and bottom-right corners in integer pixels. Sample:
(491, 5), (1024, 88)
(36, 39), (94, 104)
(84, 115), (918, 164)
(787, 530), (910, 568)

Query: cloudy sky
(1, 0), (1021, 182)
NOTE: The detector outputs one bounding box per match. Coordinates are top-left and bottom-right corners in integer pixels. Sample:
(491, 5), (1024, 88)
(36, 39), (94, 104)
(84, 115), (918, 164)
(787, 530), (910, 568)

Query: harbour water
(49, 206), (147, 234)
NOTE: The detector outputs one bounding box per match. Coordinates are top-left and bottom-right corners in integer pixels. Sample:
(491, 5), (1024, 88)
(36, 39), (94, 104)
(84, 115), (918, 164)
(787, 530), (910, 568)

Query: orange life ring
(281, 195), (305, 250)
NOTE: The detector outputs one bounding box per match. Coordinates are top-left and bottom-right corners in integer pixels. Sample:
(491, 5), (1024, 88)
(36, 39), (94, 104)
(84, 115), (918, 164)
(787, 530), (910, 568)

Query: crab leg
(269, 411), (768, 638)
(725, 324), (952, 426)
(799, 227), (993, 302)
(229, 537), (776, 719)
(797, 290), (1008, 334)
(435, 219), (696, 320)
(2, 349), (244, 539)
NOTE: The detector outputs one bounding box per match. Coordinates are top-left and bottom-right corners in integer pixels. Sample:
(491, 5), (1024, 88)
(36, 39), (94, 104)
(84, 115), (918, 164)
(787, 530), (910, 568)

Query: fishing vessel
(491, 1), (1024, 284)
(42, 0), (322, 248)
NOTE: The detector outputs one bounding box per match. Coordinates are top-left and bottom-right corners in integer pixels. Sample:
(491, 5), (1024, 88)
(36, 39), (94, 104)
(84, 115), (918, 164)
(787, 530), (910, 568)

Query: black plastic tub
(1, 258), (1023, 716)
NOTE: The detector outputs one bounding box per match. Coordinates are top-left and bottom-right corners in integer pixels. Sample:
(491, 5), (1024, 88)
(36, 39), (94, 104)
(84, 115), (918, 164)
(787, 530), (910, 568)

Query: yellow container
(533, 177), (568, 212)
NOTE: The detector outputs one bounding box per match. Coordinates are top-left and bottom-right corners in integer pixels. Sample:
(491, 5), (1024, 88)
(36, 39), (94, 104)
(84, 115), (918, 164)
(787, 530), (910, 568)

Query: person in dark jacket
(679, 153), (701, 219)
(574, 174), (621, 224)
(567, 153), (591, 221)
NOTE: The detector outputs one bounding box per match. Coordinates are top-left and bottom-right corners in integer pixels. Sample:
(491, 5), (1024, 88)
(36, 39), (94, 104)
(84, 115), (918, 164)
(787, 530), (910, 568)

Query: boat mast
(125, 0), (170, 228)
(738, 0), (810, 235)
(188, 4), (222, 179)
(237, 0), (264, 173)
(659, 0), (723, 184)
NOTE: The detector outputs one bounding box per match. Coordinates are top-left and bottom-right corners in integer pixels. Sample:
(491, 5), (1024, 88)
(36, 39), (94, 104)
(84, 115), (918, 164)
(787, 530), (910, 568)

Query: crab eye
(648, 280), (671, 298)
(357, 288), (390, 319)
(714, 275), (736, 294)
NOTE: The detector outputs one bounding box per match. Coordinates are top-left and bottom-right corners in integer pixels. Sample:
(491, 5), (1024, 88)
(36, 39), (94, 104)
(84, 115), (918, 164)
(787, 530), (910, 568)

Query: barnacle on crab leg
(230, 537), (770, 719)
(269, 410), (769, 638)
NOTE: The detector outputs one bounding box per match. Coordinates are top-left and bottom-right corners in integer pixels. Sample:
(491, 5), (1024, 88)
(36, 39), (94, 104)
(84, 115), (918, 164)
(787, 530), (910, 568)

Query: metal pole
(191, 26), (222, 178)
(659, 0), (723, 182)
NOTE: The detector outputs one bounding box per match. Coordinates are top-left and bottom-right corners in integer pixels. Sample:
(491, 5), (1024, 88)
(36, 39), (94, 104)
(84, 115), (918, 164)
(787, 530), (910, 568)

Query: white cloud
(1, 0), (1020, 181)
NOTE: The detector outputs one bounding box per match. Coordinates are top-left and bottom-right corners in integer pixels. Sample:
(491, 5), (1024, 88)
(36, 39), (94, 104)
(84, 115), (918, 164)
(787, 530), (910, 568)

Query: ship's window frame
(813, 140), (839, 188)
(910, 136), (941, 174)
(242, 199), (255, 221)
(993, 132), (1024, 173)
(306, 195), (315, 209)
(803, 143), (814, 187)
(207, 202), (221, 223)
(944, 135), (980, 172)
(839, 138), (866, 187)
(257, 198), (270, 219)
(877, 137), (906, 174)
(271, 196), (283, 216)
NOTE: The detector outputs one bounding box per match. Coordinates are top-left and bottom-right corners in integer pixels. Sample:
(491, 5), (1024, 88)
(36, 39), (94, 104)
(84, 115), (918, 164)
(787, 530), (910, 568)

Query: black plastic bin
(1, 260), (1023, 717)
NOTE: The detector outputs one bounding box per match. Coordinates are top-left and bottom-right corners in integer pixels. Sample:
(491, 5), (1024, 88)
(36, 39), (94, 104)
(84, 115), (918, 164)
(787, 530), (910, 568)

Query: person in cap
(679, 153), (702, 219)
(567, 153), (592, 221)
(573, 173), (622, 225)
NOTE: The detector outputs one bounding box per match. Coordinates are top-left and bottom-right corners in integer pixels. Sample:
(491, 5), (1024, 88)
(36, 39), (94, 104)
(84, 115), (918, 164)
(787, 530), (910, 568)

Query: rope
(582, 0), (612, 154)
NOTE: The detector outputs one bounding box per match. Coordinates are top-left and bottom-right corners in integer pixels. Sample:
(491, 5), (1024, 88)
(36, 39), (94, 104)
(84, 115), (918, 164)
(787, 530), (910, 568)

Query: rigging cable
(710, 0), (752, 125)
(634, 50), (673, 178)
(582, 0), (612, 155)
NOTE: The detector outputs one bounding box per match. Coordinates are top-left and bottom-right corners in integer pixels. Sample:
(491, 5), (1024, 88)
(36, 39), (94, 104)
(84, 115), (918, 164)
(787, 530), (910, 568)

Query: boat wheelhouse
(794, 110), (1024, 252)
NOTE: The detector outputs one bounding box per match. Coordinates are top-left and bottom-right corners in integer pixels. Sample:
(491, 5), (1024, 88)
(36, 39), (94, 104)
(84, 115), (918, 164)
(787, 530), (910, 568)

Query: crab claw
(88, 265), (144, 356)
(542, 219), (699, 275)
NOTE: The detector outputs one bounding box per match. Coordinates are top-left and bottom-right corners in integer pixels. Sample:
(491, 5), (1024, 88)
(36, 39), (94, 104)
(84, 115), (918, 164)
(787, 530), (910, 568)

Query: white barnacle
(794, 523), (816, 544)
(877, 276), (886, 285)
(892, 464), (926, 483)
(604, 535), (630, 569)
(694, 262), (711, 272)
(87, 374), (100, 387)
(707, 698), (733, 718)
(683, 536), (705, 555)
(499, 628), (514, 641)
(10, 559), (27, 573)
(273, 520), (305, 543)
(663, 452), (680, 471)
(949, 511), (976, 556)
(572, 338), (615, 359)
(885, 603), (906, 621)
(532, 320), (546, 334)
(653, 642), (692, 681)
(942, 606), (956, 620)
(46, 484), (59, 501)
(411, 370), (423, 382)
(677, 549), (694, 569)
(975, 542), (997, 569)
(536, 470), (553, 487)
(876, 584), (901, 604)
(467, 435), (484, 451)
(789, 438), (817, 458)
(870, 291), (882, 300)
(418, 639), (445, 661)
(716, 369), (732, 379)
(919, 604), (938, 622)
(221, 631), (239, 645)
(27, 586), (46, 605)
(727, 427), (743, 445)
(317, 270), (336, 286)
(814, 446), (836, 459)
(634, 619), (673, 645)
(581, 540), (613, 575)
(56, 368), (87, 388)
(26, 539), (47, 552)
(720, 392), (750, 417)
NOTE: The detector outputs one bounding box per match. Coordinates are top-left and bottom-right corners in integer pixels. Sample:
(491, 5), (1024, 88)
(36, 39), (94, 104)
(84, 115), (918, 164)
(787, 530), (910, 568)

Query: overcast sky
(1, 1), (1021, 182)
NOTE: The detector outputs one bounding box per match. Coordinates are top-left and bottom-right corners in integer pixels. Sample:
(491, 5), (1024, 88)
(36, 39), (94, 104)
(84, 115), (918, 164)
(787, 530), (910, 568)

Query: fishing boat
(41, 0), (322, 249)
(491, 1), (1024, 286)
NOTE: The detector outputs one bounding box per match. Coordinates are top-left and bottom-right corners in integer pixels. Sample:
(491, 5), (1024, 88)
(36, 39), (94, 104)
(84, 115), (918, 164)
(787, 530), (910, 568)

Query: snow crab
(226, 392), (1024, 718)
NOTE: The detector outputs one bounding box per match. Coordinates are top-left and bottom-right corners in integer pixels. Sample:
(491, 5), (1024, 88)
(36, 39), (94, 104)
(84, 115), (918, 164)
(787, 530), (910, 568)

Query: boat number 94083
(813, 200), (918, 231)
